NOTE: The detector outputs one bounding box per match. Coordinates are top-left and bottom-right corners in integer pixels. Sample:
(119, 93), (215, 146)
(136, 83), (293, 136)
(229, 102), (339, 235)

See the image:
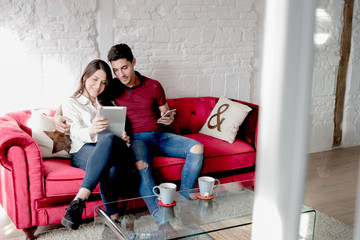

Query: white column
(252, 0), (316, 240)
(351, 0), (360, 238)
(97, 0), (114, 61)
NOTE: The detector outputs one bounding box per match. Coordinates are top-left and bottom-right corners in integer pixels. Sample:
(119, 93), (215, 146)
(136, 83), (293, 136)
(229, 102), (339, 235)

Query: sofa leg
(23, 226), (37, 240)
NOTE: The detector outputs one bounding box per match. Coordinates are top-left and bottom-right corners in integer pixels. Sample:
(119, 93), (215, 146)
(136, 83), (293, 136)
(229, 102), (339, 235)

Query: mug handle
(213, 179), (221, 191)
(152, 186), (161, 197)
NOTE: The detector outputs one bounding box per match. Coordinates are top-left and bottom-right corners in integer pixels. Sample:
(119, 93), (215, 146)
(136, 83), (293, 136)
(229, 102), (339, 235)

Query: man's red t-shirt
(111, 72), (167, 134)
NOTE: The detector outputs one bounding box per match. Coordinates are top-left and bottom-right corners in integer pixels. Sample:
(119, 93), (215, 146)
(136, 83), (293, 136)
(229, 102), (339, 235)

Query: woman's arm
(62, 98), (110, 143)
(62, 98), (97, 143)
(88, 114), (109, 140)
(54, 104), (72, 133)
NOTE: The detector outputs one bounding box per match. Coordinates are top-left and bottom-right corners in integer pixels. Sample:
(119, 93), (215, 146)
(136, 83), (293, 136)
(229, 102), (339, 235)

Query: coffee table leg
(96, 207), (130, 240)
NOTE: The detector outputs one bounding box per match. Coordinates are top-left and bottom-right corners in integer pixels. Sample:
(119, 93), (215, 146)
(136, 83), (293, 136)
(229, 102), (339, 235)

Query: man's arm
(54, 104), (72, 133)
(157, 103), (175, 125)
(159, 103), (170, 115)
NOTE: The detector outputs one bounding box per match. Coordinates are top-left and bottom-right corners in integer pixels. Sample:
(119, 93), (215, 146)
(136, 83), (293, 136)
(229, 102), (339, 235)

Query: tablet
(98, 106), (127, 137)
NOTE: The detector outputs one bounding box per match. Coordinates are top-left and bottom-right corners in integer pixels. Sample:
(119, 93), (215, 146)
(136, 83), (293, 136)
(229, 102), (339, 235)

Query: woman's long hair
(72, 59), (113, 106)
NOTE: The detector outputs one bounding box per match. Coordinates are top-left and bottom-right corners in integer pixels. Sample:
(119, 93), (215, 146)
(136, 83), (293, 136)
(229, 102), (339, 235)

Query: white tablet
(98, 106), (127, 137)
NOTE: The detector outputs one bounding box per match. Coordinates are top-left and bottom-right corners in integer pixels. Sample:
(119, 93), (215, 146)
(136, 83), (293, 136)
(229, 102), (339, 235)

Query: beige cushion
(199, 96), (252, 143)
(27, 110), (71, 158)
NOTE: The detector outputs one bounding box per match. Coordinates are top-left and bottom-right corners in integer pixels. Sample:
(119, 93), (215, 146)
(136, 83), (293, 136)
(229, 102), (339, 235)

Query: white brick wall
(343, 0), (360, 147)
(112, 0), (257, 100)
(0, 0), (358, 152)
(0, 0), (98, 113)
(308, 0), (345, 152)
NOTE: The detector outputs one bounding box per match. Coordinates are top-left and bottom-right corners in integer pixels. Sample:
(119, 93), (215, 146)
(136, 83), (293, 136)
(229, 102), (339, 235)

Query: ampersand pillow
(199, 96), (252, 143)
(26, 109), (71, 158)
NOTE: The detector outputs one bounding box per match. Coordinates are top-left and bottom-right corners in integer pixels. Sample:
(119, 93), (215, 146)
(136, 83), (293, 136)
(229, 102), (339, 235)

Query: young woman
(61, 59), (137, 230)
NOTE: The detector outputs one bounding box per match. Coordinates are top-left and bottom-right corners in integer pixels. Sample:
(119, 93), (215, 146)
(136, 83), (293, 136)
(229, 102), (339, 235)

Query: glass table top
(95, 180), (315, 240)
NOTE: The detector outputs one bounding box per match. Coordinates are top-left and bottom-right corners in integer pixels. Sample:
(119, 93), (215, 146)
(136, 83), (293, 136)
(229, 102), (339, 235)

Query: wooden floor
(304, 146), (360, 227)
(0, 146), (359, 239)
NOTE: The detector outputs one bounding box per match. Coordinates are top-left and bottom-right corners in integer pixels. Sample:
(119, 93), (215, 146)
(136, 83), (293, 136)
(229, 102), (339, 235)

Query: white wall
(343, 0), (360, 147)
(309, 0), (344, 152)
(0, 0), (358, 153)
(111, 0), (260, 101)
(0, 0), (99, 113)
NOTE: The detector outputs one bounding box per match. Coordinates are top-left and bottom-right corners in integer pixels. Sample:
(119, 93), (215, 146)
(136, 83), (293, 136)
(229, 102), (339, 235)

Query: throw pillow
(27, 110), (71, 158)
(199, 96), (252, 143)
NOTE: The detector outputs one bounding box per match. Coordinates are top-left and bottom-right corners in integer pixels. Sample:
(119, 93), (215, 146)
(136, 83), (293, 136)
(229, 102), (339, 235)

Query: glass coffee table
(95, 180), (316, 239)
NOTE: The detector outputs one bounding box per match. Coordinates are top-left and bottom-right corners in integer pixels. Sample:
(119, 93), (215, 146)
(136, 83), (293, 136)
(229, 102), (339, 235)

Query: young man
(106, 44), (204, 226)
(55, 43), (204, 228)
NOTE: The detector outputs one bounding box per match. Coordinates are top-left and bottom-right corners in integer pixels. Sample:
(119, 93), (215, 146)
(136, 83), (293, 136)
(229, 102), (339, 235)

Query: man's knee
(190, 144), (203, 154)
(135, 160), (149, 170)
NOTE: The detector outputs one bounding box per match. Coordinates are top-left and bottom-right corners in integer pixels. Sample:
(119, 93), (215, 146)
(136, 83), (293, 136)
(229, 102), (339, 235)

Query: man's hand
(157, 111), (176, 125)
(54, 116), (72, 133)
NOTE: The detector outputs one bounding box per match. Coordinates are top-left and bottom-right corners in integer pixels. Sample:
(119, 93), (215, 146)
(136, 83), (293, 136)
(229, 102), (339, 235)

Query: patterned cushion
(26, 110), (71, 158)
(199, 96), (252, 143)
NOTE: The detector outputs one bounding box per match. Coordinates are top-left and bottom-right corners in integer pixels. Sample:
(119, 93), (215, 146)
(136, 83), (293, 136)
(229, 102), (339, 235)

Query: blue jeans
(71, 133), (137, 215)
(130, 131), (203, 225)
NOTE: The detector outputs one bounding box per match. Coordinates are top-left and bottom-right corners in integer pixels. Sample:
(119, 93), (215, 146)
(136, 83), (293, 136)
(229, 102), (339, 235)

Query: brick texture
(0, 0), (358, 152)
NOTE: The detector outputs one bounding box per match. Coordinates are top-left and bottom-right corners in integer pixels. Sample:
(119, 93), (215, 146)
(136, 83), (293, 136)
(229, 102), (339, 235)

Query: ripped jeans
(130, 131), (203, 226)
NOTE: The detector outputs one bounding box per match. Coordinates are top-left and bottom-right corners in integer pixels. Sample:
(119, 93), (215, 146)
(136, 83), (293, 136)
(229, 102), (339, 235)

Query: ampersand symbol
(207, 104), (229, 132)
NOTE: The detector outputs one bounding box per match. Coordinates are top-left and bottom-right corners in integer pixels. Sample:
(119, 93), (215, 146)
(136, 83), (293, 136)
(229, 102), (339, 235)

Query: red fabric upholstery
(167, 97), (258, 148)
(0, 96), (258, 233)
(186, 133), (255, 158)
(43, 159), (100, 197)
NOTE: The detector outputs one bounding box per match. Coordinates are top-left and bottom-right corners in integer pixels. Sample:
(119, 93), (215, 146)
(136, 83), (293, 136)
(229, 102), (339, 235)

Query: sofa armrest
(0, 115), (44, 229)
(235, 100), (259, 149)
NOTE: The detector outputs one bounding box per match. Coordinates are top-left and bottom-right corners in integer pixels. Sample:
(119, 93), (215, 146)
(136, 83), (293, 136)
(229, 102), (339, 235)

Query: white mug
(198, 176), (220, 198)
(152, 183), (177, 205)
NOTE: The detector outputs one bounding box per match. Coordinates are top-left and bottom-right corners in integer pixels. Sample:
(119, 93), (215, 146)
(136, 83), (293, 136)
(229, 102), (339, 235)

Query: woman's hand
(122, 131), (130, 144)
(54, 116), (72, 133)
(54, 104), (72, 133)
(89, 114), (109, 137)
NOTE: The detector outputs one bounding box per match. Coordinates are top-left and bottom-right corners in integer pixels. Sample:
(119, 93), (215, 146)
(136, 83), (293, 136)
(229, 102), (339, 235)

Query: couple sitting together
(56, 43), (204, 230)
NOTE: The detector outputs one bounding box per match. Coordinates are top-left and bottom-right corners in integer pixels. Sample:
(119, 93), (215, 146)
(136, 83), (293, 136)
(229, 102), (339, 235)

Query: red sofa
(0, 96), (258, 239)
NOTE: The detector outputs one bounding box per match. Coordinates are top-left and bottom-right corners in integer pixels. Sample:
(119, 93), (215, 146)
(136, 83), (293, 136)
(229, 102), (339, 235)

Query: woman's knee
(190, 144), (204, 154)
(99, 133), (126, 148)
(98, 133), (116, 144)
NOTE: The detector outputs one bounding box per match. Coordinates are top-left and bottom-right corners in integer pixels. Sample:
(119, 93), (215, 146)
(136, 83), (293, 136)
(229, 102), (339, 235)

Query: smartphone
(157, 109), (176, 123)
(161, 109), (176, 118)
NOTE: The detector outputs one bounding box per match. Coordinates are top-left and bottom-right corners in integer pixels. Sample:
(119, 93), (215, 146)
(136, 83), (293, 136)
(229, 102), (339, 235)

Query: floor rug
(9, 210), (354, 240)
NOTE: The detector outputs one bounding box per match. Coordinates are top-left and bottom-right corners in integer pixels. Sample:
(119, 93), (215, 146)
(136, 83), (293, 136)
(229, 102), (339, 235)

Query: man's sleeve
(156, 81), (167, 106)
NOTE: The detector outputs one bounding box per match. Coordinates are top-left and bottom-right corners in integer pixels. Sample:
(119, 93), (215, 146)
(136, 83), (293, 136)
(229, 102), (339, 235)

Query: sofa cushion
(199, 96), (252, 143)
(185, 133), (255, 158)
(43, 159), (100, 197)
(152, 133), (255, 181)
(26, 110), (71, 158)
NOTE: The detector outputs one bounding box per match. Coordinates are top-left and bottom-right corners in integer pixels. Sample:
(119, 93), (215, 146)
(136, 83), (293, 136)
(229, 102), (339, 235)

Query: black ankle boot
(61, 198), (86, 230)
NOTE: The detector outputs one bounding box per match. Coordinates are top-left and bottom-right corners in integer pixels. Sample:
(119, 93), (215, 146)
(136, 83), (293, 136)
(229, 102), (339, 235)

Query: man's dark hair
(107, 43), (134, 62)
